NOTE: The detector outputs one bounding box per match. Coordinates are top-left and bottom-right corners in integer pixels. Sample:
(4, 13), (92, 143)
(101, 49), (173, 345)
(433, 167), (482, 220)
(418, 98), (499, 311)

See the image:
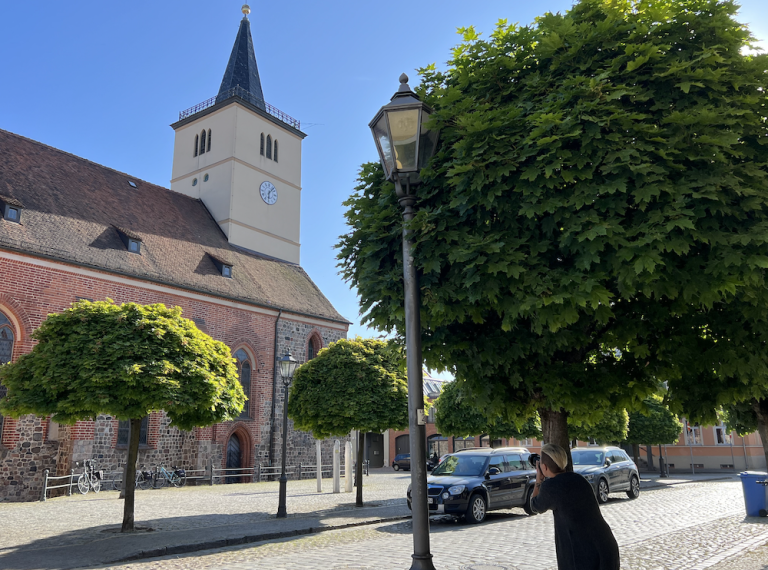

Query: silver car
(571, 446), (640, 504)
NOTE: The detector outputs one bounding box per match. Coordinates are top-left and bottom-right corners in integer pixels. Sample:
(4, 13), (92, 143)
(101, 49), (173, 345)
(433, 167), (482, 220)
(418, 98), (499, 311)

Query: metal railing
(40, 469), (76, 501)
(178, 85), (301, 130)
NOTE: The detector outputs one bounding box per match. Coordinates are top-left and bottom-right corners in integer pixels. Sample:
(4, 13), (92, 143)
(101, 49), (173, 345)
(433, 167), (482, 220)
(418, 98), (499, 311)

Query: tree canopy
(0, 300), (244, 530)
(434, 379), (540, 441)
(287, 337), (409, 506)
(569, 408), (629, 445)
(626, 395), (682, 446)
(338, 0), (768, 463)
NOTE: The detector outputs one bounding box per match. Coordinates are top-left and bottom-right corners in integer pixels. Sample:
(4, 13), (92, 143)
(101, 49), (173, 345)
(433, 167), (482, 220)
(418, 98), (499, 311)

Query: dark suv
(406, 447), (536, 524)
(392, 454), (410, 471)
(572, 446), (640, 503)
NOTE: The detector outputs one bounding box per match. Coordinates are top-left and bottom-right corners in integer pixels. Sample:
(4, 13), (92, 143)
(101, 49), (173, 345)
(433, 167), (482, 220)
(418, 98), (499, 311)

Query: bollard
(316, 440), (322, 493)
(41, 469), (49, 502)
(256, 463), (261, 483)
(68, 469), (74, 496)
(345, 441), (353, 493)
(333, 440), (340, 493)
(298, 463), (302, 480)
(209, 459), (214, 486)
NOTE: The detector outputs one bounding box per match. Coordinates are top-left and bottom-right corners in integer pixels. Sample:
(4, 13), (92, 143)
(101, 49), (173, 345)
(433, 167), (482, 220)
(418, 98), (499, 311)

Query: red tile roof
(0, 129), (347, 324)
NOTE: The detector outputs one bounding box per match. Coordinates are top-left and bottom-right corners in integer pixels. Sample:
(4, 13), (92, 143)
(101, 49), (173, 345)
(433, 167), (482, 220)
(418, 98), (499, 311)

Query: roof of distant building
(0, 129), (348, 324)
(423, 370), (450, 398)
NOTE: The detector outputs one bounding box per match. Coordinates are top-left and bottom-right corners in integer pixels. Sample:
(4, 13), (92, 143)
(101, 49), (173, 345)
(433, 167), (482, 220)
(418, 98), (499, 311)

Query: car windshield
(571, 450), (605, 466)
(431, 454), (487, 477)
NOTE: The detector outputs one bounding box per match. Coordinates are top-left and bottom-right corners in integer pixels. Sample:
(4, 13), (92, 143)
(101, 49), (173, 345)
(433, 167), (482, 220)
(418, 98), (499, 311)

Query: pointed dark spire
(217, 5), (265, 110)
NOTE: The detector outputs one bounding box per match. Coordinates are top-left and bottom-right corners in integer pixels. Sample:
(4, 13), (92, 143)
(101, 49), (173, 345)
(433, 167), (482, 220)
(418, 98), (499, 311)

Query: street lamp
(369, 73), (439, 570)
(276, 351), (299, 518)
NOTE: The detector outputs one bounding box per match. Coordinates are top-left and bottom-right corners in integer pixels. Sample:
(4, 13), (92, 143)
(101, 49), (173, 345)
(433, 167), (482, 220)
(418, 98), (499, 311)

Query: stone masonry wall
(0, 253), (348, 500)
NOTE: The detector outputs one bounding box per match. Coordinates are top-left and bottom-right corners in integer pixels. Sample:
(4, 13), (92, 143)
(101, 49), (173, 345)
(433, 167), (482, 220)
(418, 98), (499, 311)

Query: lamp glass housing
(279, 352), (299, 384)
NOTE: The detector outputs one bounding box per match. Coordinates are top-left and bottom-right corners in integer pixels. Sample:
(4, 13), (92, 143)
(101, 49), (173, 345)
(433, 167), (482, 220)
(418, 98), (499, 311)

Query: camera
(528, 453), (540, 469)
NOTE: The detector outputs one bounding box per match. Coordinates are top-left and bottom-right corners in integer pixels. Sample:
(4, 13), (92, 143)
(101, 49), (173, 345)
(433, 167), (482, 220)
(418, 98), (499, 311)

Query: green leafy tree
(338, 0), (768, 470)
(288, 337), (409, 506)
(434, 379), (541, 442)
(0, 301), (244, 532)
(569, 408), (629, 445)
(625, 395), (682, 467)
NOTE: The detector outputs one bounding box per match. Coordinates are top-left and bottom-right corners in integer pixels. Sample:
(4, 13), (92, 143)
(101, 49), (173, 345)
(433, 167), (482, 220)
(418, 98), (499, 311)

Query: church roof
(217, 13), (265, 110)
(0, 129), (348, 324)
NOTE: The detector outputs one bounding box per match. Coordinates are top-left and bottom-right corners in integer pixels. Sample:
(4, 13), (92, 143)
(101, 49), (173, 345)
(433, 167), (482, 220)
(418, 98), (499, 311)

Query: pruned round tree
(338, 0), (768, 469)
(569, 408), (629, 446)
(287, 337), (408, 506)
(625, 394), (682, 469)
(434, 379), (540, 442)
(0, 300), (245, 531)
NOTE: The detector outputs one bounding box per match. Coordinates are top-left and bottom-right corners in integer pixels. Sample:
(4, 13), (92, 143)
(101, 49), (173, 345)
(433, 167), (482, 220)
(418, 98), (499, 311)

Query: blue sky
(1, 1), (766, 364)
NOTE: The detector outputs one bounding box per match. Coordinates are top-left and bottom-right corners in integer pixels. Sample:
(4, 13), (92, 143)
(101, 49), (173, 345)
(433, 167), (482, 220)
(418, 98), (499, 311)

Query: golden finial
(242, 4), (251, 17)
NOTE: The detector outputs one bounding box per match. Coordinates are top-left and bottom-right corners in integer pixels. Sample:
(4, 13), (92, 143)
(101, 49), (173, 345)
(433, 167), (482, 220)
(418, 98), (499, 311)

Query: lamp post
(276, 351), (299, 518)
(369, 73), (439, 570)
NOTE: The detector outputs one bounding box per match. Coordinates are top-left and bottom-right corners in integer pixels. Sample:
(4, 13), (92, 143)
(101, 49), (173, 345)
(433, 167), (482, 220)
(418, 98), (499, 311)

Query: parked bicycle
(153, 463), (187, 488)
(76, 459), (102, 494)
(109, 465), (152, 491)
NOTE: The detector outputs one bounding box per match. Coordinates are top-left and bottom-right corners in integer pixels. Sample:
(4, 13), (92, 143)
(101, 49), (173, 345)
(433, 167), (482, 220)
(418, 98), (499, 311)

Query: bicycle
(152, 463), (187, 488)
(76, 459), (102, 494)
(109, 465), (152, 491)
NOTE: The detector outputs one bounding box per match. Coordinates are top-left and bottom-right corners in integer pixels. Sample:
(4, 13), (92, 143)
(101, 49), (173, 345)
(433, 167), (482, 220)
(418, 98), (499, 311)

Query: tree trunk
(646, 445), (654, 469)
(355, 432), (364, 507)
(632, 443), (640, 468)
(539, 408), (573, 472)
(121, 417), (142, 532)
(752, 398), (768, 472)
(658, 444), (665, 477)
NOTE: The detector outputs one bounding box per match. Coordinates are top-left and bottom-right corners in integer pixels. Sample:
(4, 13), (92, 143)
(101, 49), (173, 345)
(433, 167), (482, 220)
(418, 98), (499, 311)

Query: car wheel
(393, 464), (400, 471)
(626, 475), (640, 500)
(523, 486), (537, 516)
(597, 479), (609, 504)
(465, 493), (487, 524)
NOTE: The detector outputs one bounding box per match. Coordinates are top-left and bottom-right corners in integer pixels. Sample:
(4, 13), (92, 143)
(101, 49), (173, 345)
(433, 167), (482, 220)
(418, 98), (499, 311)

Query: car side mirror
(604, 458), (612, 467)
(487, 467), (501, 477)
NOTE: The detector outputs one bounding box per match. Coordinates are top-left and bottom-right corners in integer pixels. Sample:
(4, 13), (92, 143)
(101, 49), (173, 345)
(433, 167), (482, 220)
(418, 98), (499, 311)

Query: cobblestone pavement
(0, 471), (411, 551)
(78, 478), (768, 570)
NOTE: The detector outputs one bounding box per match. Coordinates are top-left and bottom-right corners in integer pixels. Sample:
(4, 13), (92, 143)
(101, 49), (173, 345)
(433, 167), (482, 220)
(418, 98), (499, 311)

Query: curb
(641, 476), (734, 491)
(113, 513), (411, 563)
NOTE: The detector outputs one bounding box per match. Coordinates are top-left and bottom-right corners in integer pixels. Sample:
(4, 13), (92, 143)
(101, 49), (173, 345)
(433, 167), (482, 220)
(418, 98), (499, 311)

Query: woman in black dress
(530, 444), (620, 570)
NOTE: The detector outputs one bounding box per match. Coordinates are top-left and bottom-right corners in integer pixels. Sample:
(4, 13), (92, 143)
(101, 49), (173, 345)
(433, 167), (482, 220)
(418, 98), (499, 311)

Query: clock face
(260, 181), (277, 205)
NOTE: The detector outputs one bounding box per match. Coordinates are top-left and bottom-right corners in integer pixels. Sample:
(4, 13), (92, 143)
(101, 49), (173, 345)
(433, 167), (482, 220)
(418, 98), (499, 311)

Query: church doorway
(226, 433), (242, 483)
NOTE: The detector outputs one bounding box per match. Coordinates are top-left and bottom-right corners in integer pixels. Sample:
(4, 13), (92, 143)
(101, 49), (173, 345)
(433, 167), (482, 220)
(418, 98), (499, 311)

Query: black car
(393, 453), (437, 471)
(406, 447), (536, 524)
(392, 453), (410, 471)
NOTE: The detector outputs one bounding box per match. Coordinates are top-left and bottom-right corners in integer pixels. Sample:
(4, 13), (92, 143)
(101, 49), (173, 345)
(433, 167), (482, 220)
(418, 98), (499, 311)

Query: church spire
(217, 4), (265, 110)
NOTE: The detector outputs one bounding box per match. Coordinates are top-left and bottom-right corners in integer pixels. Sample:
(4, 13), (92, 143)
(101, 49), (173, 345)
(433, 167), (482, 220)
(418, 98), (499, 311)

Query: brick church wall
(0, 253), (348, 501)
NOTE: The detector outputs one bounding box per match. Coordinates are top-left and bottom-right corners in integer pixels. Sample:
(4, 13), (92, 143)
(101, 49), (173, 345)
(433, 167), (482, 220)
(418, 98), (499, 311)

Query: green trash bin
(739, 471), (768, 517)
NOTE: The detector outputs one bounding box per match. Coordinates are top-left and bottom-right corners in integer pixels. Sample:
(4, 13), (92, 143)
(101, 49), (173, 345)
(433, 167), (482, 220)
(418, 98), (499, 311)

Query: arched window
(266, 135), (272, 159)
(194, 135), (199, 157)
(235, 349), (251, 419)
(0, 310), (15, 437)
(200, 130), (207, 155)
(117, 417), (149, 446)
(307, 336), (319, 361)
(273, 140), (278, 163)
(260, 133), (265, 156)
(207, 129), (212, 152)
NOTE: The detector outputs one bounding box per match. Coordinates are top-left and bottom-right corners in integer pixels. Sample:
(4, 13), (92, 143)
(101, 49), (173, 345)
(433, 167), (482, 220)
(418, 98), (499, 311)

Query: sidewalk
(640, 471), (739, 490)
(0, 472), (412, 570)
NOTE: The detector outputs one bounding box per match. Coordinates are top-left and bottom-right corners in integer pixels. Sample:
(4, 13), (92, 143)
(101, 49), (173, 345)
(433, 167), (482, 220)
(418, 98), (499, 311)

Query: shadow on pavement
(0, 505), (409, 570)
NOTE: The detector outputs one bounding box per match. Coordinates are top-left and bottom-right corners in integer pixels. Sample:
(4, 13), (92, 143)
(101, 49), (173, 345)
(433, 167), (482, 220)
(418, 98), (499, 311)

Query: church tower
(170, 5), (305, 264)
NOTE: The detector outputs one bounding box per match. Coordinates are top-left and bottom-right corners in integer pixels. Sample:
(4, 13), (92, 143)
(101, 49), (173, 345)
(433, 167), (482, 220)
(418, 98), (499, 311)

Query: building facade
(0, 6), (349, 502)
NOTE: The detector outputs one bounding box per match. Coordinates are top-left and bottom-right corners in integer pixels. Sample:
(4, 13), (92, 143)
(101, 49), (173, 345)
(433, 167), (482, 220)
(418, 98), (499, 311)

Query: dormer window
(208, 252), (233, 278)
(0, 196), (23, 224)
(114, 226), (142, 255)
